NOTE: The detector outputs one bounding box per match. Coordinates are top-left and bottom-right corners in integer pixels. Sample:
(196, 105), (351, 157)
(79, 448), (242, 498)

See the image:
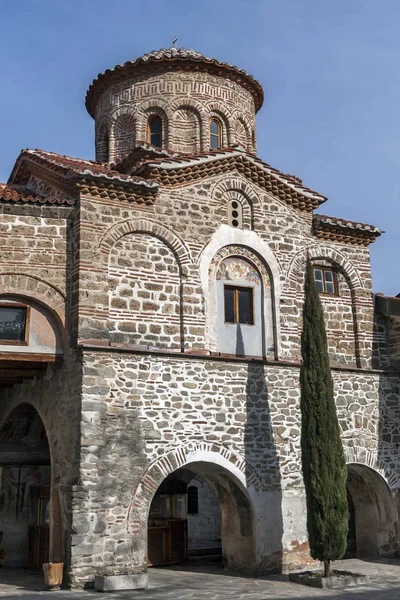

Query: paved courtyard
(1, 559), (400, 600)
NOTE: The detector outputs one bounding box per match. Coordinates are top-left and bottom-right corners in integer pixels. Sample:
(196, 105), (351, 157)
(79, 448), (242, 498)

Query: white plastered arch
(199, 225), (282, 357)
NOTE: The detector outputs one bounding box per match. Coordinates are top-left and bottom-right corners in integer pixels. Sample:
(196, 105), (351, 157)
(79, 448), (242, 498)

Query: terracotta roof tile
(13, 149), (159, 190)
(132, 146), (327, 209)
(86, 47), (264, 117)
(314, 214), (382, 234)
(313, 213), (382, 245)
(0, 183), (74, 206)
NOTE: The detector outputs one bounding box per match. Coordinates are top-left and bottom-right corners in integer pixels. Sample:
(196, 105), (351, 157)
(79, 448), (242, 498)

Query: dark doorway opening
(345, 463), (397, 559)
(147, 461), (255, 572)
(0, 404), (50, 569)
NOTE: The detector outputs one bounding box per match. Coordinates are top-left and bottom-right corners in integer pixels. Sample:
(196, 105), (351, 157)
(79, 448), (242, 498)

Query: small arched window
(228, 199), (243, 228)
(147, 116), (162, 148)
(210, 119), (221, 150)
(187, 486), (199, 514)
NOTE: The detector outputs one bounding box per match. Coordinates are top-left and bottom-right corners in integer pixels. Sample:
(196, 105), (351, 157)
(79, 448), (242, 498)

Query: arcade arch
(346, 463), (398, 558)
(146, 460), (256, 571)
(0, 404), (59, 569)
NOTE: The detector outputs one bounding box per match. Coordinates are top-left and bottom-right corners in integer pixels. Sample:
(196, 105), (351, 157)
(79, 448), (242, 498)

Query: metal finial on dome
(172, 36), (178, 48)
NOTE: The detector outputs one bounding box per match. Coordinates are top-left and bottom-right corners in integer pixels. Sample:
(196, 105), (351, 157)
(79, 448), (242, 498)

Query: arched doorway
(346, 463), (397, 558)
(0, 404), (51, 568)
(146, 460), (256, 572)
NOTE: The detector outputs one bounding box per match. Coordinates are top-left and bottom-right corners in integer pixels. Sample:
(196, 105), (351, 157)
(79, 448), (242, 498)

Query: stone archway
(146, 460), (256, 572)
(0, 404), (64, 571)
(0, 404), (54, 568)
(346, 463), (398, 558)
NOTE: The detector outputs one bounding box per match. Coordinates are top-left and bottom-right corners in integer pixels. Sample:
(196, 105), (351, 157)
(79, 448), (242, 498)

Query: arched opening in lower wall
(0, 404), (56, 569)
(345, 463), (397, 558)
(147, 461), (255, 572)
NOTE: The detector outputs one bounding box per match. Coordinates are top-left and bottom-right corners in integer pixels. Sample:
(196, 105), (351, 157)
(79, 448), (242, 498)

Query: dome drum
(89, 48), (263, 161)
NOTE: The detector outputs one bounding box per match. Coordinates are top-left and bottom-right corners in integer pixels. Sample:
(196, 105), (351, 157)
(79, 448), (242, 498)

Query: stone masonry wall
(94, 71), (256, 160)
(0, 352), (82, 576)
(187, 476), (221, 549)
(109, 233), (181, 348)
(0, 204), (70, 296)
(68, 349), (400, 584)
(76, 174), (377, 370)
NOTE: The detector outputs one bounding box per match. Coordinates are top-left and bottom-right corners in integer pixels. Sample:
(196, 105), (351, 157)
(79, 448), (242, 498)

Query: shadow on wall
(244, 360), (283, 573)
(376, 372), (400, 557)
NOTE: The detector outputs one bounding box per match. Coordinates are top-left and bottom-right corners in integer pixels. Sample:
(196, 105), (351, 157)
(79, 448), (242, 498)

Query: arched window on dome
(147, 116), (163, 148)
(209, 118), (222, 150)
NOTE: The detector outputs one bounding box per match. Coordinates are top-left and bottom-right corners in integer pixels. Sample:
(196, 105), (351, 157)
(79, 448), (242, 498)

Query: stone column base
(94, 573), (148, 591)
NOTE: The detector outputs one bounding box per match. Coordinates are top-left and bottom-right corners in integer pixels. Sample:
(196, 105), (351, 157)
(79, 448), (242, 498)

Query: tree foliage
(300, 259), (348, 576)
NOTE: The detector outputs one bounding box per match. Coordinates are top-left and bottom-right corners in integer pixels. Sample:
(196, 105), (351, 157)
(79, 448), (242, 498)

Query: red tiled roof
(314, 214), (382, 234)
(112, 142), (182, 172)
(132, 146), (327, 210)
(10, 149), (159, 191)
(313, 213), (382, 245)
(85, 47), (264, 117)
(0, 183), (74, 206)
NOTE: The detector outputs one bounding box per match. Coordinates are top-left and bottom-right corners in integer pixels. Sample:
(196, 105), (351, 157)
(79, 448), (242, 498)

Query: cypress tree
(300, 258), (348, 577)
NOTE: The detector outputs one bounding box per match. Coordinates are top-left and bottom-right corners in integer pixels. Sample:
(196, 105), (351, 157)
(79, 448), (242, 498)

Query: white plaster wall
(216, 279), (262, 356)
(187, 476), (221, 549)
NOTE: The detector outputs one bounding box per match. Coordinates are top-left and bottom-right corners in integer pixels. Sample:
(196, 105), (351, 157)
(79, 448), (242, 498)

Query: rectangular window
(224, 285), (254, 325)
(0, 304), (29, 344)
(313, 267), (337, 295)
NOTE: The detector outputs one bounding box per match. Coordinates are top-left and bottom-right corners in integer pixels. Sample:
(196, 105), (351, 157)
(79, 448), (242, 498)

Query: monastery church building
(0, 46), (400, 588)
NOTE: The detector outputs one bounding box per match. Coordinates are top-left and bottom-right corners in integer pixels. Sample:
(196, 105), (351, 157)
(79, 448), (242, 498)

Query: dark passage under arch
(345, 463), (398, 558)
(0, 404), (51, 568)
(147, 461), (256, 572)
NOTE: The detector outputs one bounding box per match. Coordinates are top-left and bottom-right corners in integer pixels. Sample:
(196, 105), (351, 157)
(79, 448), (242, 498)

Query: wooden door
(27, 487), (50, 569)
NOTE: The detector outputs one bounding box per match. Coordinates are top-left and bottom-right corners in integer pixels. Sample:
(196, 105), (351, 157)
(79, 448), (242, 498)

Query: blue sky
(0, 0), (399, 294)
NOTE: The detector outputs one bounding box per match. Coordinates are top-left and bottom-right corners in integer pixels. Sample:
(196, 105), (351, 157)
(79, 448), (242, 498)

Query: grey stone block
(289, 570), (369, 589)
(94, 573), (148, 592)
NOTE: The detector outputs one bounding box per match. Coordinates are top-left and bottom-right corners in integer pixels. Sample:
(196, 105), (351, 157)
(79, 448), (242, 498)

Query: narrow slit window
(148, 116), (162, 148)
(210, 119), (221, 150)
(224, 286), (254, 325)
(0, 304), (29, 344)
(228, 199), (243, 228)
(313, 267), (337, 295)
(187, 486), (199, 515)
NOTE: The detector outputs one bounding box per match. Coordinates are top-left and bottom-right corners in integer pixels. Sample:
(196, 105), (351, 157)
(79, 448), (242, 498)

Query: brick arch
(109, 106), (136, 121)
(206, 102), (232, 146)
(110, 112), (136, 162)
(98, 219), (191, 269)
(170, 97), (206, 117)
(344, 447), (398, 489)
(205, 100), (235, 122)
(137, 97), (171, 116)
(136, 100), (170, 148)
(171, 102), (203, 154)
(127, 442), (261, 534)
(0, 272), (65, 323)
(96, 118), (110, 162)
(286, 245), (362, 291)
(212, 176), (261, 226)
(233, 112), (251, 150)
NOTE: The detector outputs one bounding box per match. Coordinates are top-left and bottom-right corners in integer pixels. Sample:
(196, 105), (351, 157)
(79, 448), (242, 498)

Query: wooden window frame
(147, 115), (163, 148)
(224, 285), (254, 325)
(313, 266), (338, 296)
(0, 302), (30, 345)
(209, 118), (222, 150)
